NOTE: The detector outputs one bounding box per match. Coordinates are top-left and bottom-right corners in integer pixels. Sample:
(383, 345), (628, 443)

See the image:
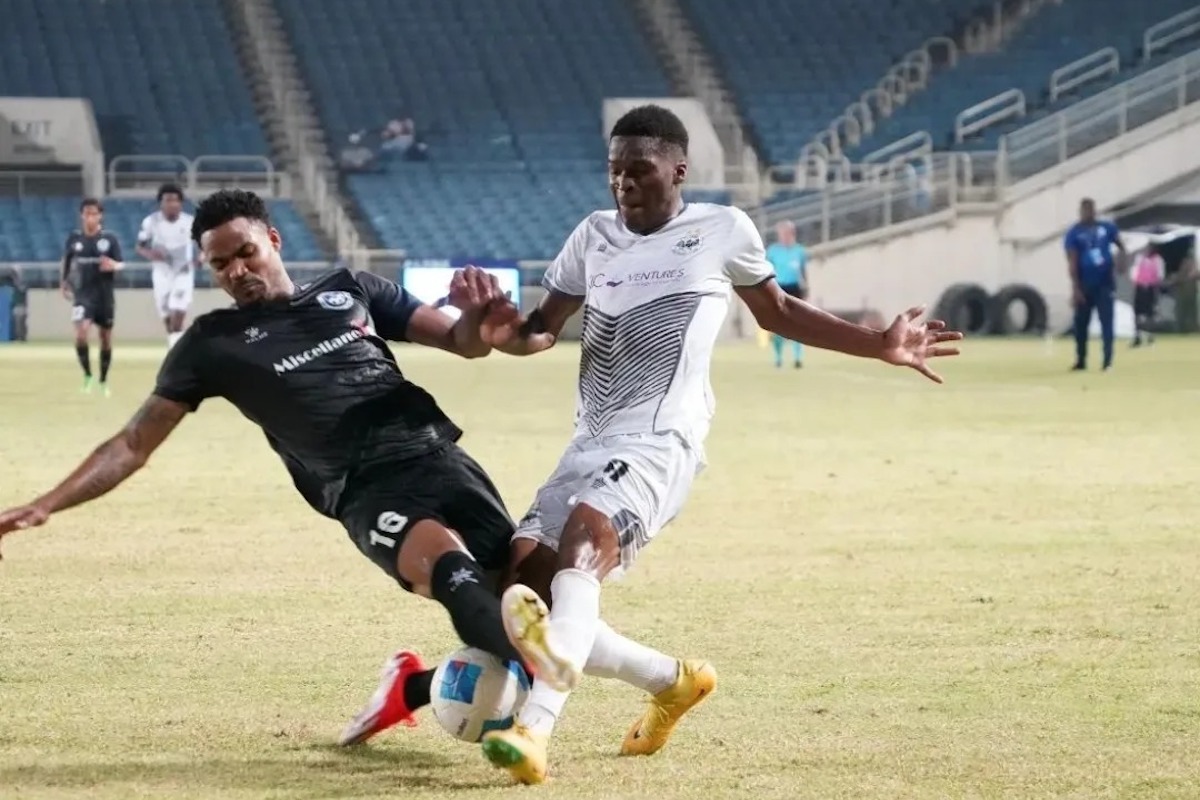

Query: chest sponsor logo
(273, 326), (366, 374)
(589, 268), (686, 289)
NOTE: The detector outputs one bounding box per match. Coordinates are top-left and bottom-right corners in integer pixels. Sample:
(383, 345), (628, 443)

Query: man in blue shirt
(1064, 198), (1125, 371)
(765, 221), (809, 368)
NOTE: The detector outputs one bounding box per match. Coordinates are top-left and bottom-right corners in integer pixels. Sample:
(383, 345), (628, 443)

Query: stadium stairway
(847, 0), (1200, 157)
(676, 0), (994, 168)
(274, 0), (732, 260)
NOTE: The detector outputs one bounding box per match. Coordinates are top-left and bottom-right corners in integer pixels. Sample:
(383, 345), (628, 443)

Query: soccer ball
(430, 647), (531, 742)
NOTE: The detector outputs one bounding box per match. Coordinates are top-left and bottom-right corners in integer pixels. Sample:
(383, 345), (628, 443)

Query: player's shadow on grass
(0, 742), (499, 797)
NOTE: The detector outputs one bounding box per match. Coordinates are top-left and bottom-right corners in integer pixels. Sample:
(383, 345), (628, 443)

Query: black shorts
(1133, 285), (1159, 317)
(72, 293), (115, 329)
(337, 443), (514, 591)
(779, 282), (809, 301)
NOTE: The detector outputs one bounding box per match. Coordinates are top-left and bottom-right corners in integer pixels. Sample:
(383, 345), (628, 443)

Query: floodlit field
(2, 337), (1198, 800)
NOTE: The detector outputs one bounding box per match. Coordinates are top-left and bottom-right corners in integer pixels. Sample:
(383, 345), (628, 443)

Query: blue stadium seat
(850, 0), (1200, 156)
(276, 0), (678, 259)
(0, 0), (268, 163)
(0, 198), (322, 264)
(677, 0), (984, 166)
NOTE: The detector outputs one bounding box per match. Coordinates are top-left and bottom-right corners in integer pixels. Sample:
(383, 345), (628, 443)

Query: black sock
(75, 343), (91, 377)
(403, 668), (435, 711)
(99, 349), (112, 383)
(430, 551), (522, 664)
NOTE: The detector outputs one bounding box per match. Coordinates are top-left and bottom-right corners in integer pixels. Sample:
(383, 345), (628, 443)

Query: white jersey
(543, 202), (774, 455)
(137, 211), (195, 273)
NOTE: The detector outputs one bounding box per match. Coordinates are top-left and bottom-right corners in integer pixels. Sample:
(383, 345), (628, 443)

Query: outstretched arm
(737, 280), (962, 383)
(0, 396), (188, 542)
(483, 288), (582, 356)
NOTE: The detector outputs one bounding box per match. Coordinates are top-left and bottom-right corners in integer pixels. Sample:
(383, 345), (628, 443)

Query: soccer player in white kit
(136, 183), (196, 348)
(472, 105), (965, 783)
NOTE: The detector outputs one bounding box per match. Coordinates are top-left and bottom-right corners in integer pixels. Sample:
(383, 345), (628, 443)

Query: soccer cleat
(481, 723), (549, 785)
(499, 583), (579, 692)
(620, 659), (717, 756)
(100, 382), (112, 398)
(337, 649), (426, 746)
(81, 376), (94, 394)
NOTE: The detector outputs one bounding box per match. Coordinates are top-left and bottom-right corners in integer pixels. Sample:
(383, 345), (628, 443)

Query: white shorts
(514, 432), (702, 577)
(152, 267), (194, 318)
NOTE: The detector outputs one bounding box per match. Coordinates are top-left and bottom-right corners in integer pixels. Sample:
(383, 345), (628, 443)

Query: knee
(557, 503), (621, 578)
(395, 520), (468, 598)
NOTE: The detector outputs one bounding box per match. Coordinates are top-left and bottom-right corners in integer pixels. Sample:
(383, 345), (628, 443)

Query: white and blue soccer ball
(430, 647), (531, 742)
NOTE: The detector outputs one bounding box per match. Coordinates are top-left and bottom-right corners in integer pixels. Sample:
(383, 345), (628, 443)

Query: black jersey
(62, 230), (123, 297)
(153, 268), (463, 516)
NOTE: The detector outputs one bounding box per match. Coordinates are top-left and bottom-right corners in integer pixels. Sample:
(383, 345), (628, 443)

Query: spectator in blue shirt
(1064, 198), (1126, 371)
(765, 221), (809, 368)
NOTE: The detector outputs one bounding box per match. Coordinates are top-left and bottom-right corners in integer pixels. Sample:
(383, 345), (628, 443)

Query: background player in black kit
(61, 198), (125, 396)
(0, 189), (527, 742)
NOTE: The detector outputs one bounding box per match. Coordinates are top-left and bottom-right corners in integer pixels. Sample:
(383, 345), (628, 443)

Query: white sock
(546, 568), (601, 674)
(517, 679), (570, 736)
(584, 621), (679, 695)
(167, 331), (183, 349)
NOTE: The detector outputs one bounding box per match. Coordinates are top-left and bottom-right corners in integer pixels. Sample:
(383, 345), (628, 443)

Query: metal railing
(955, 88), (1026, 142)
(106, 155), (283, 196)
(1050, 47), (1120, 102)
(1144, 6), (1200, 62)
(1000, 48), (1200, 183)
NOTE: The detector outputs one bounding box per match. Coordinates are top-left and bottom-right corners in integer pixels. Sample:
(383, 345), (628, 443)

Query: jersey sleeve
(61, 234), (75, 280)
(542, 217), (590, 296)
(723, 208), (776, 287)
(137, 215), (154, 246)
(354, 270), (422, 340)
(152, 326), (213, 411)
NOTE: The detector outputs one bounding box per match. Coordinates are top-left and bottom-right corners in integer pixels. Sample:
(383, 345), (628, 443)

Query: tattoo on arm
(37, 397), (188, 514)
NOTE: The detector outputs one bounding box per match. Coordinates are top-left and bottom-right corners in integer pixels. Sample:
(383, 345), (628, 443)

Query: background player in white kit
(470, 105), (964, 783)
(136, 183), (197, 348)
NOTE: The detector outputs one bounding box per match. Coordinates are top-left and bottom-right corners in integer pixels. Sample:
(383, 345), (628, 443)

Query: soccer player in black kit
(0, 189), (529, 742)
(61, 198), (125, 396)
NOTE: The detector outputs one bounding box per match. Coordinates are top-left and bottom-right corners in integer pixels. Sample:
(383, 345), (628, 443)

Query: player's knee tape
(430, 551), (522, 665)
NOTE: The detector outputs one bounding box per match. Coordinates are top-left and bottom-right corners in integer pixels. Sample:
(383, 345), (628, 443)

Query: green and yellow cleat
(499, 583), (580, 692)
(80, 376), (94, 394)
(621, 659), (717, 756)
(481, 723), (549, 785)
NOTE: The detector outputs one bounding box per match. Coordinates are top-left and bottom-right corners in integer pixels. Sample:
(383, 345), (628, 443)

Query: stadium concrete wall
(22, 287), (756, 342)
(1001, 100), (1200, 244)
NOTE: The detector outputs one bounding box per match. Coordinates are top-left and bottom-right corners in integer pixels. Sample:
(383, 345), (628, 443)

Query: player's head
(80, 198), (103, 234)
(608, 104), (688, 235)
(157, 183), (185, 220)
(1080, 198), (1096, 223)
(192, 189), (289, 306)
(775, 220), (796, 245)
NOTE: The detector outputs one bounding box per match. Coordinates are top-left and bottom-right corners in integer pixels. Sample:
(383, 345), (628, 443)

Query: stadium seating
(850, 0), (1200, 156)
(678, 0), (985, 166)
(277, 0), (715, 259)
(0, 0), (268, 162)
(0, 198), (323, 265)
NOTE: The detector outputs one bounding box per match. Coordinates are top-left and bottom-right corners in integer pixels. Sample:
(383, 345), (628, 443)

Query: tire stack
(932, 282), (1049, 336)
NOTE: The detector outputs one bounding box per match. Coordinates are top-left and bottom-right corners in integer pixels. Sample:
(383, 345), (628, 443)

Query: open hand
(99, 256), (118, 273)
(880, 306), (963, 384)
(0, 503), (50, 560)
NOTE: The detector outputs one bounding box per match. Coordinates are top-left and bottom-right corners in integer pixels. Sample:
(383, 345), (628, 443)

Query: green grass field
(2, 337), (1198, 799)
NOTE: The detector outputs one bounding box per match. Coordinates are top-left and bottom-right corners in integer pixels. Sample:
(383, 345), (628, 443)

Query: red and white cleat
(338, 650), (427, 746)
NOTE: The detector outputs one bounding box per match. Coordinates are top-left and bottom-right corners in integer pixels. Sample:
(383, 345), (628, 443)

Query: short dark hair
(157, 183), (185, 203)
(192, 189), (271, 244)
(609, 104), (689, 155)
(80, 197), (102, 212)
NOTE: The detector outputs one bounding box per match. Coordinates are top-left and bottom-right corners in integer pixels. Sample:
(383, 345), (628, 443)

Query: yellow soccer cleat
(481, 723), (550, 785)
(500, 583), (580, 692)
(620, 659), (717, 756)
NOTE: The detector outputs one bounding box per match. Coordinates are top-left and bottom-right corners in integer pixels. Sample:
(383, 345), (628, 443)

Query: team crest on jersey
(96, 238), (110, 254)
(672, 229), (703, 255)
(316, 291), (354, 311)
(74, 241), (83, 252)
